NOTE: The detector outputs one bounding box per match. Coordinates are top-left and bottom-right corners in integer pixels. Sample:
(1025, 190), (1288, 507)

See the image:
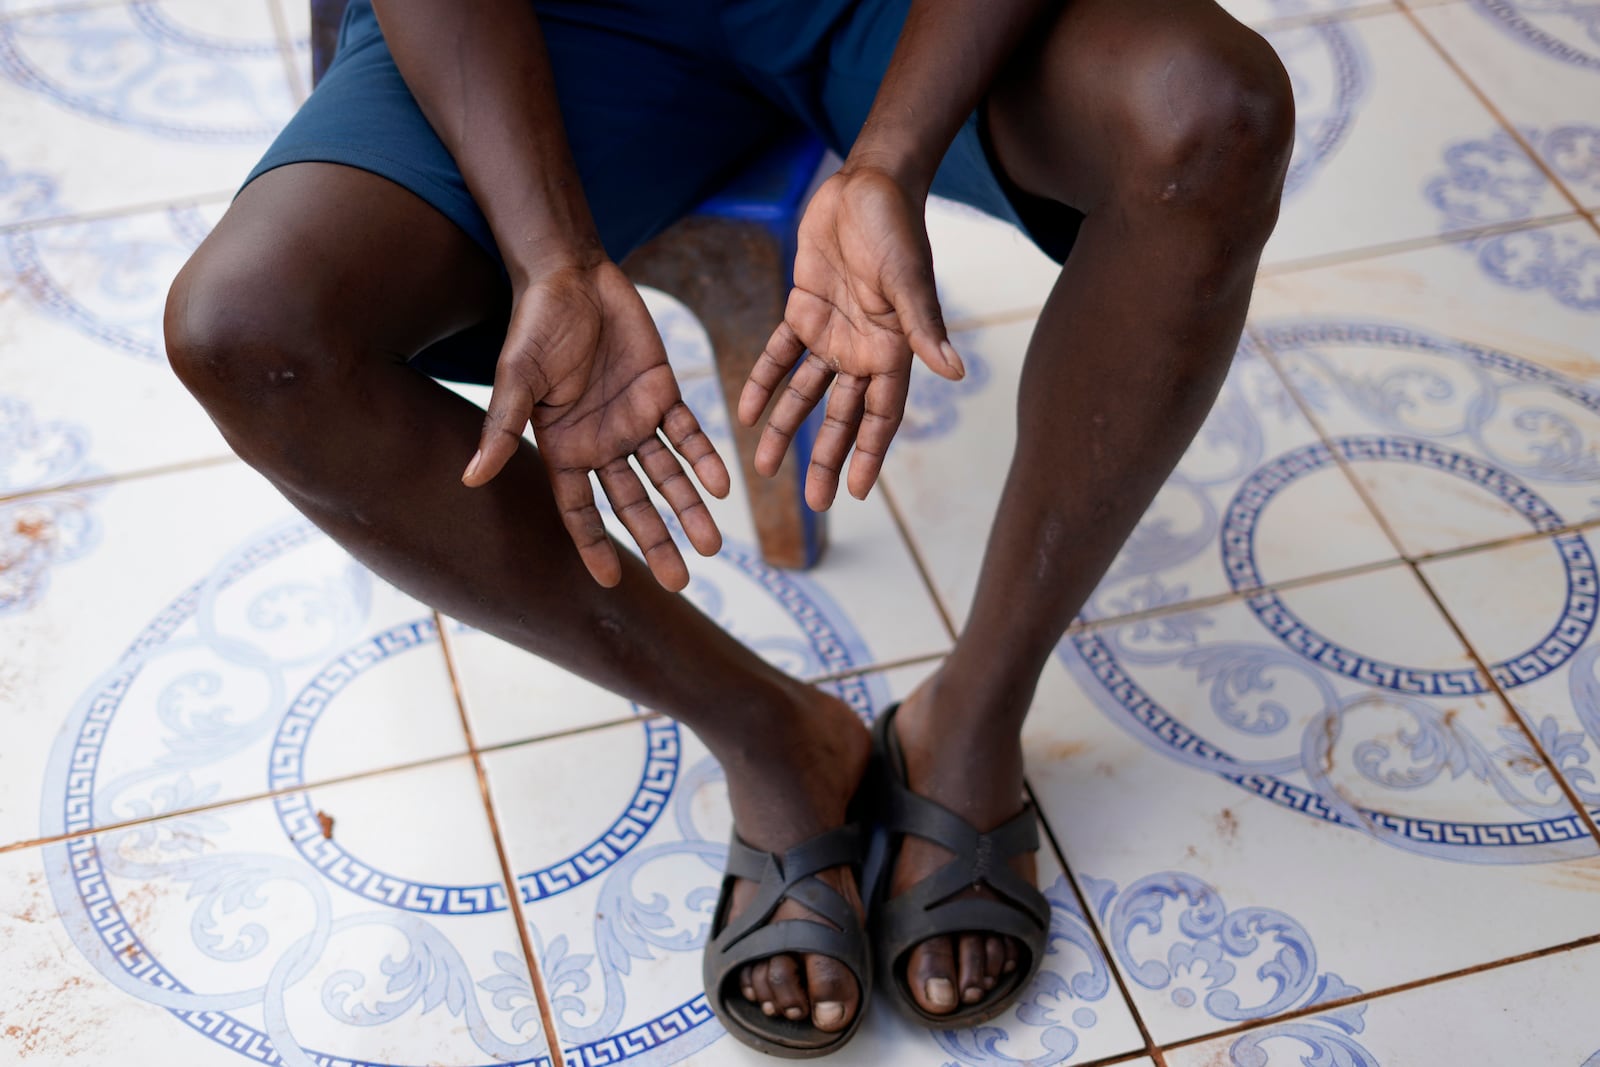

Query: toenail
(925, 978), (957, 1009)
(784, 1006), (805, 1020)
(962, 985), (983, 1004)
(983, 975), (997, 990)
(762, 1001), (776, 1016)
(1003, 959), (1017, 973)
(742, 985), (756, 1000)
(815, 1002), (845, 1028)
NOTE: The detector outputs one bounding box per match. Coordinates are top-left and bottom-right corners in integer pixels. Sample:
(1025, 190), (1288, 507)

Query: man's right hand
(461, 259), (731, 592)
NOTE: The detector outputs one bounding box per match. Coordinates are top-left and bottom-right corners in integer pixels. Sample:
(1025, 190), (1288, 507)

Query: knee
(1111, 29), (1296, 230)
(164, 249), (329, 468)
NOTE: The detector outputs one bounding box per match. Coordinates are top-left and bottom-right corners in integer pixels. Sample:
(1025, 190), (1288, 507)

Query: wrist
(503, 228), (606, 288)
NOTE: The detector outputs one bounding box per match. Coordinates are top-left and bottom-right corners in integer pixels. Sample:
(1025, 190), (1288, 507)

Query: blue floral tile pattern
(1166, 941), (1600, 1065)
(4, 758), (552, 1066)
(0, 0), (295, 221)
(881, 320), (1395, 633)
(0, 204), (235, 480)
(1417, 2), (1600, 211)
(1023, 564), (1600, 1041)
(482, 679), (1149, 1067)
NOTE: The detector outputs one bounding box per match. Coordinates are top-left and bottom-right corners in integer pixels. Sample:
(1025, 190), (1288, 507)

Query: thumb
(885, 267), (964, 382)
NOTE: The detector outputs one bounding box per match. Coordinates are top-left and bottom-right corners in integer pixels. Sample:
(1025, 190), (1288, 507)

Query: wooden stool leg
(623, 217), (826, 569)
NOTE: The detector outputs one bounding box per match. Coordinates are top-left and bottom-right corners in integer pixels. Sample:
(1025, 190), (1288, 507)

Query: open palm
(738, 166), (964, 509)
(464, 261), (729, 590)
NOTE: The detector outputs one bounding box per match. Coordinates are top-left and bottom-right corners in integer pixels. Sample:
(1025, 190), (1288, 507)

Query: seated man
(164, 0), (1293, 1055)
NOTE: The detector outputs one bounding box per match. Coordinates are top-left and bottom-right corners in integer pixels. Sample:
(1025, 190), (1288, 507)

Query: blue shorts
(244, 0), (1079, 380)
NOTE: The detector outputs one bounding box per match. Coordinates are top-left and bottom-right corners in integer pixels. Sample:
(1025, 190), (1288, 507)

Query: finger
(883, 259), (964, 381)
(464, 356), (542, 486)
(634, 434), (721, 558)
(661, 401), (730, 500)
(804, 374), (866, 511)
(755, 355), (833, 479)
(597, 459), (689, 591)
(548, 467), (621, 587)
(845, 370), (909, 500)
(739, 318), (808, 427)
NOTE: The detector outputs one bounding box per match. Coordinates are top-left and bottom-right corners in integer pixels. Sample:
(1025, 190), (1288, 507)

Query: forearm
(371, 0), (601, 283)
(850, 0), (1053, 193)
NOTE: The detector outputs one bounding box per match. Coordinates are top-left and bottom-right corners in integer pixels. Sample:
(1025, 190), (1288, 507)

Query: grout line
(1256, 212), (1585, 277)
(1394, 0), (1600, 226)
(1030, 785), (1168, 1067)
(436, 611), (567, 1067)
(265, 0), (310, 105)
(879, 479), (962, 641)
(1406, 559), (1600, 847)
(945, 303), (1047, 336)
(0, 744), (473, 857)
(0, 454), (241, 506)
(1248, 0), (1418, 35)
(1153, 928), (1600, 1058)
(0, 190), (235, 236)
(808, 649), (947, 686)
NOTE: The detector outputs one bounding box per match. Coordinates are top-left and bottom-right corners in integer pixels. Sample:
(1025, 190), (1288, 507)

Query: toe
(804, 953), (859, 1033)
(767, 953), (810, 1021)
(907, 936), (960, 1015)
(984, 937), (1005, 990)
(1003, 937), (1020, 974)
(740, 964), (757, 1003)
(958, 934), (987, 1004)
(751, 960), (777, 1017)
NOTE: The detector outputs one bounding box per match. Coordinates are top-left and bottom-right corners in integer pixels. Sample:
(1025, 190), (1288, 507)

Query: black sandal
(869, 702), (1050, 1027)
(702, 823), (873, 1057)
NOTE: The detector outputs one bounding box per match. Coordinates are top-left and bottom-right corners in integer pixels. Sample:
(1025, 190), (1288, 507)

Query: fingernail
(462, 449), (482, 482)
(926, 978), (957, 1009)
(815, 1002), (845, 1028)
(761, 1001), (777, 1017)
(963, 985), (984, 1004)
(940, 340), (966, 378)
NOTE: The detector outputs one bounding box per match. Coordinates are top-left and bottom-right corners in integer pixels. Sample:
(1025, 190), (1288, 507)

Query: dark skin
(166, 0), (1292, 1036)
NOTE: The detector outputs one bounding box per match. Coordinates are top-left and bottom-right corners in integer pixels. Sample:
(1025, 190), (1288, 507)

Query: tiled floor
(3, 1), (1598, 1065)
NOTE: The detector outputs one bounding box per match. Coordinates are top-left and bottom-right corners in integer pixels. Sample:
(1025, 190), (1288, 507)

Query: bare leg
(165, 163), (868, 1032)
(886, 0), (1295, 1013)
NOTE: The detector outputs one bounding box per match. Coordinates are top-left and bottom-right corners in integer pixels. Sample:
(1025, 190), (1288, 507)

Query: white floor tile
(0, 462), (468, 850)
(484, 665), (1148, 1067)
(1418, 2), (1600, 213)
(1167, 942), (1600, 1066)
(0, 204), (233, 487)
(1253, 221), (1600, 557)
(882, 319), (1395, 632)
(1027, 564), (1600, 1044)
(0, 0), (295, 224)
(1422, 531), (1600, 822)
(1261, 11), (1569, 265)
(0, 758), (552, 1066)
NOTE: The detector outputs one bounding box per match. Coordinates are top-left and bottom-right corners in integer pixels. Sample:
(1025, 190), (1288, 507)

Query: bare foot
(718, 685), (872, 1034)
(885, 674), (1037, 1015)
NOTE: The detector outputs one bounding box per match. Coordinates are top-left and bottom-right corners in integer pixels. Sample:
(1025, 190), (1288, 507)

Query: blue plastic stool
(309, 4), (828, 568)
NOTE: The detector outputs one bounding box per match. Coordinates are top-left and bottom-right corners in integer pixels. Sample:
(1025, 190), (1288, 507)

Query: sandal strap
(880, 778), (1049, 929)
(715, 825), (864, 953)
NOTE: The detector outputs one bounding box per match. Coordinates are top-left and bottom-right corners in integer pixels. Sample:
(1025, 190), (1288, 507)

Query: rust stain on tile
(1042, 740), (1089, 763)
(316, 810), (336, 840)
(1215, 808), (1239, 845)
